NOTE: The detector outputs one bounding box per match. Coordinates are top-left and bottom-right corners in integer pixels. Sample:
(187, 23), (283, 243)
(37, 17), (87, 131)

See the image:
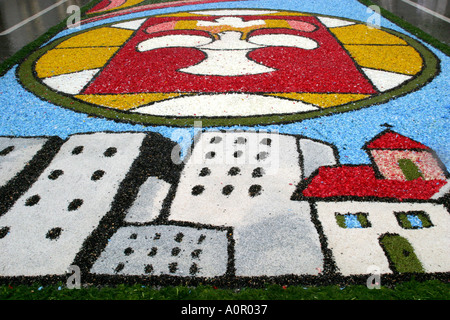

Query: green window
(397, 158), (423, 181)
(394, 211), (433, 229)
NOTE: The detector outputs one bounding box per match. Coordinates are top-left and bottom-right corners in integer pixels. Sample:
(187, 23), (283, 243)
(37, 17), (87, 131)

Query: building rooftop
(365, 130), (430, 150)
(302, 165), (447, 200)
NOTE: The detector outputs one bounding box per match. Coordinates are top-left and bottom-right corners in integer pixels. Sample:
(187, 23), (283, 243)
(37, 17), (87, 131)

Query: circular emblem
(19, 9), (439, 126)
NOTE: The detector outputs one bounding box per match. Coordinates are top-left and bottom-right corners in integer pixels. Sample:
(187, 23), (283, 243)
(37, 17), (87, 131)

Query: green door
(379, 233), (424, 273)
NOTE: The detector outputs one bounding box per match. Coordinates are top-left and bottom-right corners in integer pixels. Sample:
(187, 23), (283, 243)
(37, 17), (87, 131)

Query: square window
(394, 211), (433, 229)
(335, 212), (371, 229)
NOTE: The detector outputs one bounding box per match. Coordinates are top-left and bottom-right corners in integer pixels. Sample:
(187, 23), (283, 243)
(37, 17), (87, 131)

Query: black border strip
(0, 136), (63, 217)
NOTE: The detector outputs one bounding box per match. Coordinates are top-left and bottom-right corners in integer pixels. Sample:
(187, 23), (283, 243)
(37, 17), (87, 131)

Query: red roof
(365, 130), (430, 150)
(302, 165), (446, 200)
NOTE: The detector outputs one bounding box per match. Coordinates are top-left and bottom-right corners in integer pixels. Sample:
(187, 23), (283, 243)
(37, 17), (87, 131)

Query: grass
(0, 279), (449, 300)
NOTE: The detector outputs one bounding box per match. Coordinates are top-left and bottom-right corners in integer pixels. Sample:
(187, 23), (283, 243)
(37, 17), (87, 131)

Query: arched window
(379, 233), (424, 273)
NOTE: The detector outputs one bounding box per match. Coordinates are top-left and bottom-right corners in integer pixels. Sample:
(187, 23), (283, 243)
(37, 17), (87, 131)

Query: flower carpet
(0, 0), (449, 289)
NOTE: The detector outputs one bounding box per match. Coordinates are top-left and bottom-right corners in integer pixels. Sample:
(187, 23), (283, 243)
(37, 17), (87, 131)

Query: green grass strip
(0, 279), (449, 300)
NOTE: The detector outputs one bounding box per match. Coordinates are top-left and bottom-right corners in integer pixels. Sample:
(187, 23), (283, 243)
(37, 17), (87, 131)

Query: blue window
(407, 214), (423, 228)
(336, 213), (371, 229)
(344, 215), (362, 228)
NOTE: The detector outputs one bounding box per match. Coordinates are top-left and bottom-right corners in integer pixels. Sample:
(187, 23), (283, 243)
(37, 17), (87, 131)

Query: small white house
(315, 200), (450, 276)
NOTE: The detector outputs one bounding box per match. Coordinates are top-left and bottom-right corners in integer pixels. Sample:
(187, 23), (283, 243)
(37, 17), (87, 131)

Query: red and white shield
(82, 12), (376, 95)
(31, 9), (431, 123)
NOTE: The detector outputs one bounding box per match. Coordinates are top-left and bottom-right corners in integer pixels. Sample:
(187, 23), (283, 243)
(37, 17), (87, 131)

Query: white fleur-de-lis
(196, 16), (266, 28)
(137, 17), (319, 76)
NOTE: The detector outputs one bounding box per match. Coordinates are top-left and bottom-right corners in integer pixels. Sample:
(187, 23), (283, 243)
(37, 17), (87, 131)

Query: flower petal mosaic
(0, 0), (448, 288)
(20, 8), (438, 126)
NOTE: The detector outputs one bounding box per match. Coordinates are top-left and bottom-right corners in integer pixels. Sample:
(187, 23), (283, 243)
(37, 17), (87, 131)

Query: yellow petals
(56, 27), (133, 48)
(345, 45), (423, 75)
(330, 24), (407, 45)
(35, 47), (119, 78)
(75, 93), (187, 110)
(266, 93), (371, 108)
